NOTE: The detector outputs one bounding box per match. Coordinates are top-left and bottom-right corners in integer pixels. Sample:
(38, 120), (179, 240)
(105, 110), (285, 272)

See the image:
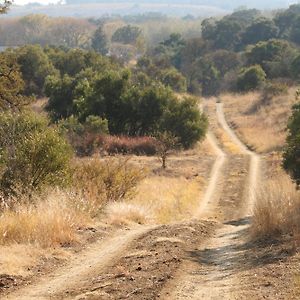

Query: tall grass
(0, 191), (89, 247)
(106, 176), (203, 225)
(221, 88), (297, 153)
(0, 158), (145, 247)
(252, 175), (300, 240)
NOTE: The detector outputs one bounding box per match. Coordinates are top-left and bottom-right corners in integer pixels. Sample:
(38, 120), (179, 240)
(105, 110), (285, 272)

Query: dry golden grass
(106, 176), (204, 225)
(0, 191), (90, 248)
(221, 88), (297, 153)
(252, 174), (300, 240)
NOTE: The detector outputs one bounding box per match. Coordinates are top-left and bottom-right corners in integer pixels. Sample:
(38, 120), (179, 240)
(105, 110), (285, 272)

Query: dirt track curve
(5, 226), (156, 300)
(161, 102), (261, 299)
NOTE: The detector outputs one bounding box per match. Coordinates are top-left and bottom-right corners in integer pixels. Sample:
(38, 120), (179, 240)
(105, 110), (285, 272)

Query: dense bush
(237, 65), (266, 92)
(283, 101), (300, 185)
(0, 111), (73, 196)
(103, 136), (157, 156)
(72, 158), (145, 214)
(46, 68), (208, 150)
(17, 45), (58, 96)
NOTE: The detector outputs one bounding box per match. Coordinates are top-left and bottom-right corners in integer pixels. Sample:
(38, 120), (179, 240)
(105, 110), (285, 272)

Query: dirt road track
(161, 102), (261, 299)
(5, 226), (156, 300)
(196, 131), (226, 218)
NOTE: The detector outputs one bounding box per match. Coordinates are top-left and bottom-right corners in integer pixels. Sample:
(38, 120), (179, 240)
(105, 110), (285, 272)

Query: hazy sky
(15, 0), (59, 4)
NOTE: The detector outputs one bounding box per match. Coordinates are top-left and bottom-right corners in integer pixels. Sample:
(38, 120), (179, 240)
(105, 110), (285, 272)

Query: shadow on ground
(186, 216), (296, 278)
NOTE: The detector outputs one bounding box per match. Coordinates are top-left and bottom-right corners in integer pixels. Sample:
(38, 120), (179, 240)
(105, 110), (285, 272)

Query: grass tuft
(252, 175), (300, 240)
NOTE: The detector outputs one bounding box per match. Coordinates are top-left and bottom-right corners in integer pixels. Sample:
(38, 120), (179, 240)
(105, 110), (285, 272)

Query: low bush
(103, 135), (157, 156)
(0, 111), (73, 198)
(72, 158), (145, 216)
(237, 65), (266, 92)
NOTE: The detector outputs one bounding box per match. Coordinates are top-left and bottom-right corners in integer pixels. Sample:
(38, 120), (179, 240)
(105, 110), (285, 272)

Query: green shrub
(0, 111), (73, 196)
(160, 68), (187, 92)
(237, 65), (266, 91)
(283, 101), (300, 185)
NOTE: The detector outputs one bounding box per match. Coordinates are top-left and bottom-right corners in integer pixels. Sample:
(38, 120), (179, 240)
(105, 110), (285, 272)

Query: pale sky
(14, 0), (59, 4)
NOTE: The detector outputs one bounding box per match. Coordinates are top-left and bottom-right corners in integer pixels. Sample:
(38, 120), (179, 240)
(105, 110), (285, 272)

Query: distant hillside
(6, 1), (296, 18)
(64, 0), (293, 10)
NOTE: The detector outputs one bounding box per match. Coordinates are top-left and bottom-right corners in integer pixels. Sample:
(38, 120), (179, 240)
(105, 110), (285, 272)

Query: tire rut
(161, 102), (261, 299)
(4, 226), (156, 300)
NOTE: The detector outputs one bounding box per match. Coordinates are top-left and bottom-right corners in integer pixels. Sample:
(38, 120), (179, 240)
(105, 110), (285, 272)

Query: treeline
(0, 45), (207, 154)
(144, 6), (300, 95)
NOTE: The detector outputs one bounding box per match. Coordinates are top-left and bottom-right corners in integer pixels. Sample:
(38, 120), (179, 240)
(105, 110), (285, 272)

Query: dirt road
(161, 102), (261, 299)
(5, 226), (156, 300)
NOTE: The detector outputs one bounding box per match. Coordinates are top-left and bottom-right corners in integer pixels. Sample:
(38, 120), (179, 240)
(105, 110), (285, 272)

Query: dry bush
(105, 202), (151, 226)
(221, 88), (297, 153)
(103, 135), (157, 156)
(106, 176), (203, 224)
(72, 158), (146, 217)
(252, 175), (300, 240)
(0, 191), (89, 248)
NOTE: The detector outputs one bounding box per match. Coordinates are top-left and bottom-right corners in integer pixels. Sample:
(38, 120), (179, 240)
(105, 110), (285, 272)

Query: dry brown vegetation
(104, 138), (214, 225)
(217, 89), (300, 242)
(0, 137), (214, 278)
(0, 158), (145, 276)
(252, 174), (300, 240)
(221, 88), (298, 153)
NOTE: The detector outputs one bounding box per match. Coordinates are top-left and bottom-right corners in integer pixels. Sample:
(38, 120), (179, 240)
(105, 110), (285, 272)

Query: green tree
(160, 67), (187, 92)
(91, 25), (109, 55)
(45, 74), (77, 120)
(0, 52), (32, 111)
(161, 96), (208, 149)
(283, 100), (300, 185)
(242, 18), (279, 46)
(290, 15), (300, 44)
(153, 33), (185, 68)
(155, 131), (179, 169)
(0, 111), (73, 196)
(245, 39), (296, 78)
(291, 54), (300, 79)
(237, 65), (266, 91)
(17, 45), (58, 96)
(112, 25), (142, 45)
(190, 58), (220, 96)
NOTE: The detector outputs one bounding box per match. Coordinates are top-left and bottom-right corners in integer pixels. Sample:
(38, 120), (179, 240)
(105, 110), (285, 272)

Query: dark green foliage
(0, 111), (73, 196)
(274, 4), (300, 37)
(153, 33), (185, 69)
(17, 45), (58, 96)
(237, 65), (266, 92)
(283, 101), (300, 185)
(189, 59), (220, 96)
(45, 66), (207, 149)
(245, 39), (296, 78)
(91, 25), (109, 55)
(160, 96), (208, 148)
(112, 25), (142, 45)
(45, 74), (77, 120)
(0, 52), (32, 111)
(160, 67), (187, 92)
(291, 54), (300, 79)
(242, 18), (279, 45)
